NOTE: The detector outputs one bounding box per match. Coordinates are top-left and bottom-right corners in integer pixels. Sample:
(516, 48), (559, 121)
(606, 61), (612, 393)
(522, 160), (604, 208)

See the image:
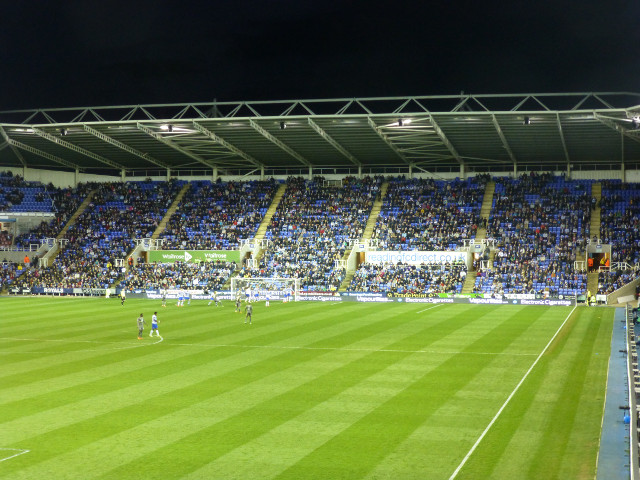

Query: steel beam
(555, 113), (571, 164)
(6, 138), (79, 169)
(136, 123), (217, 168)
(192, 122), (263, 167)
(31, 127), (125, 170)
(0, 126), (26, 166)
(249, 119), (311, 166)
(491, 114), (518, 165)
(594, 113), (640, 145)
(307, 119), (360, 166)
(83, 125), (169, 169)
(427, 114), (463, 164)
(367, 117), (410, 164)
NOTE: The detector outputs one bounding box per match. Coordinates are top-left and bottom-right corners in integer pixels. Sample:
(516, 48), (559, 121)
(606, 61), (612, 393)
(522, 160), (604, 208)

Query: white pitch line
(0, 335), (164, 353)
(0, 448), (30, 463)
(448, 305), (577, 480)
(0, 336), (537, 357)
(417, 304), (444, 314)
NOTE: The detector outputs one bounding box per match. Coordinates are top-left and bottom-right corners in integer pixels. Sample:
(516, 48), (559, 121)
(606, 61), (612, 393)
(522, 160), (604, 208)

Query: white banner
(364, 251), (467, 266)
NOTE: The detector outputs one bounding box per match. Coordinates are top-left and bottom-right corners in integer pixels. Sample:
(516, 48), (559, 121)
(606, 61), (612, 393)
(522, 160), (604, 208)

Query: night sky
(1, 1), (639, 110)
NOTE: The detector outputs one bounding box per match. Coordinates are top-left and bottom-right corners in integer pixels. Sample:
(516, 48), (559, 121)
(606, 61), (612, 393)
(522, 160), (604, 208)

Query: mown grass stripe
(265, 307), (552, 480)
(184, 309), (547, 480)
(452, 307), (612, 480)
(2, 302), (463, 474)
(55, 306), (501, 480)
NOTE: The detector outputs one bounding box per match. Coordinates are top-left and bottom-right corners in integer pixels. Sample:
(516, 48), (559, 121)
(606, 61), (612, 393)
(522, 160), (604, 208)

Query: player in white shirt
(149, 311), (161, 337)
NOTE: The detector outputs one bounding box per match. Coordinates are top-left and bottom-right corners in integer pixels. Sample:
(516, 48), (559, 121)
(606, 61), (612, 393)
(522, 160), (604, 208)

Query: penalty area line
(417, 304), (444, 314)
(0, 448), (30, 463)
(447, 304), (577, 480)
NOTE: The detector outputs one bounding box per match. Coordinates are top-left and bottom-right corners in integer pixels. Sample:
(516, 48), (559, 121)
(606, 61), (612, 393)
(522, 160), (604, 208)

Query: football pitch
(0, 297), (614, 479)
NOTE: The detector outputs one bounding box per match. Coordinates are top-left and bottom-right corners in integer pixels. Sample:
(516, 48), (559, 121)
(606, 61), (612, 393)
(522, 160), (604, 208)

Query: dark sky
(1, 0), (639, 110)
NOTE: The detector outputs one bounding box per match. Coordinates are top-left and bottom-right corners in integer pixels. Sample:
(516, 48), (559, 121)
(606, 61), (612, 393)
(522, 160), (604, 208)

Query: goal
(230, 277), (301, 302)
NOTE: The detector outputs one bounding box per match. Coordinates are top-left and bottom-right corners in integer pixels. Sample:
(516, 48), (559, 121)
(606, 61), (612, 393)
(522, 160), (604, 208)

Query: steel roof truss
(6, 138), (79, 169)
(248, 120), (311, 166)
(192, 122), (263, 167)
(594, 114), (640, 145)
(0, 126), (26, 166)
(491, 114), (518, 164)
(367, 117), (410, 164)
(426, 115), (463, 163)
(31, 127), (125, 170)
(136, 123), (217, 168)
(374, 117), (461, 163)
(307, 119), (360, 166)
(83, 125), (170, 169)
(555, 113), (571, 163)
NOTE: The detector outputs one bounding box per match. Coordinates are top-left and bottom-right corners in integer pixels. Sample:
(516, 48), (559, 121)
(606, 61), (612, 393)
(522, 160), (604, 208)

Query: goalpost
(230, 277), (301, 302)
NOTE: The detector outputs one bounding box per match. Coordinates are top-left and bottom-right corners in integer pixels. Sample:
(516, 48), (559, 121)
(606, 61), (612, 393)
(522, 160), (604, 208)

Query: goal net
(230, 277), (301, 302)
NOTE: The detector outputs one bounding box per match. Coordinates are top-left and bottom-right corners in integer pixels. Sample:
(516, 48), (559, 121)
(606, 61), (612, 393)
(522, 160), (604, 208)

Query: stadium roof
(1, 92), (640, 176)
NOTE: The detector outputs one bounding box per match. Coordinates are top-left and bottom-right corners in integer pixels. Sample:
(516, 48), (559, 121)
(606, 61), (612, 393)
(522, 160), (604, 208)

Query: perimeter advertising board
(364, 250), (467, 265)
(148, 250), (240, 263)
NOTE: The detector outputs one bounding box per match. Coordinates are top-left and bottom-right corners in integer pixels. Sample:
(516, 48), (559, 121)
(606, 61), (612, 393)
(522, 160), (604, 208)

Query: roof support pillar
(460, 162), (466, 180)
(167, 168), (172, 181)
(121, 169), (125, 182)
(622, 161), (626, 183)
(261, 166), (265, 180)
(75, 168), (80, 187)
(408, 164), (413, 179)
(212, 166), (218, 182)
(358, 165), (362, 178)
(513, 163), (517, 178)
(566, 162), (571, 180)
(308, 166), (313, 180)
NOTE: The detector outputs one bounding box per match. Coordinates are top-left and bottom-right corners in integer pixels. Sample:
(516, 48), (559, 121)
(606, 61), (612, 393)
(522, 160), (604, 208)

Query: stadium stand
(20, 180), (183, 289)
(123, 260), (236, 291)
(474, 174), (590, 296)
(239, 176), (380, 291)
(347, 176), (484, 294)
(159, 179), (279, 250)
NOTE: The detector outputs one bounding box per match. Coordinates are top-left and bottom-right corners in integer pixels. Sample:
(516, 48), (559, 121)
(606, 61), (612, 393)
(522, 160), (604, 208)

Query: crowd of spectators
(600, 180), (640, 266)
(372, 177), (485, 251)
(474, 173), (591, 296)
(350, 262), (466, 294)
(13, 182), (95, 249)
(4, 173), (639, 296)
(0, 261), (25, 290)
(346, 177), (483, 294)
(597, 270), (637, 295)
(239, 176), (379, 291)
(23, 180), (183, 289)
(122, 260), (236, 291)
(0, 229), (11, 248)
(0, 171), (54, 212)
(160, 179), (278, 250)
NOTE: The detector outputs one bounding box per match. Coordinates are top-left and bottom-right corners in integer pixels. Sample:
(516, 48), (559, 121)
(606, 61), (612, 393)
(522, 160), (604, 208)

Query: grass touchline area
(0, 298), (614, 480)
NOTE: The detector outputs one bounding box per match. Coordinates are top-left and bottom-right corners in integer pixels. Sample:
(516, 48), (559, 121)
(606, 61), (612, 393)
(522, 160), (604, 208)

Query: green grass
(0, 298), (613, 479)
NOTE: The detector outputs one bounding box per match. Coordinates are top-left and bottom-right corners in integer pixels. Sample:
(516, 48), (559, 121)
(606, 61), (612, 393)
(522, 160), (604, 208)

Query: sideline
(417, 304), (444, 314)
(0, 335), (163, 353)
(0, 336), (535, 357)
(0, 448), (30, 463)
(448, 305), (577, 480)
